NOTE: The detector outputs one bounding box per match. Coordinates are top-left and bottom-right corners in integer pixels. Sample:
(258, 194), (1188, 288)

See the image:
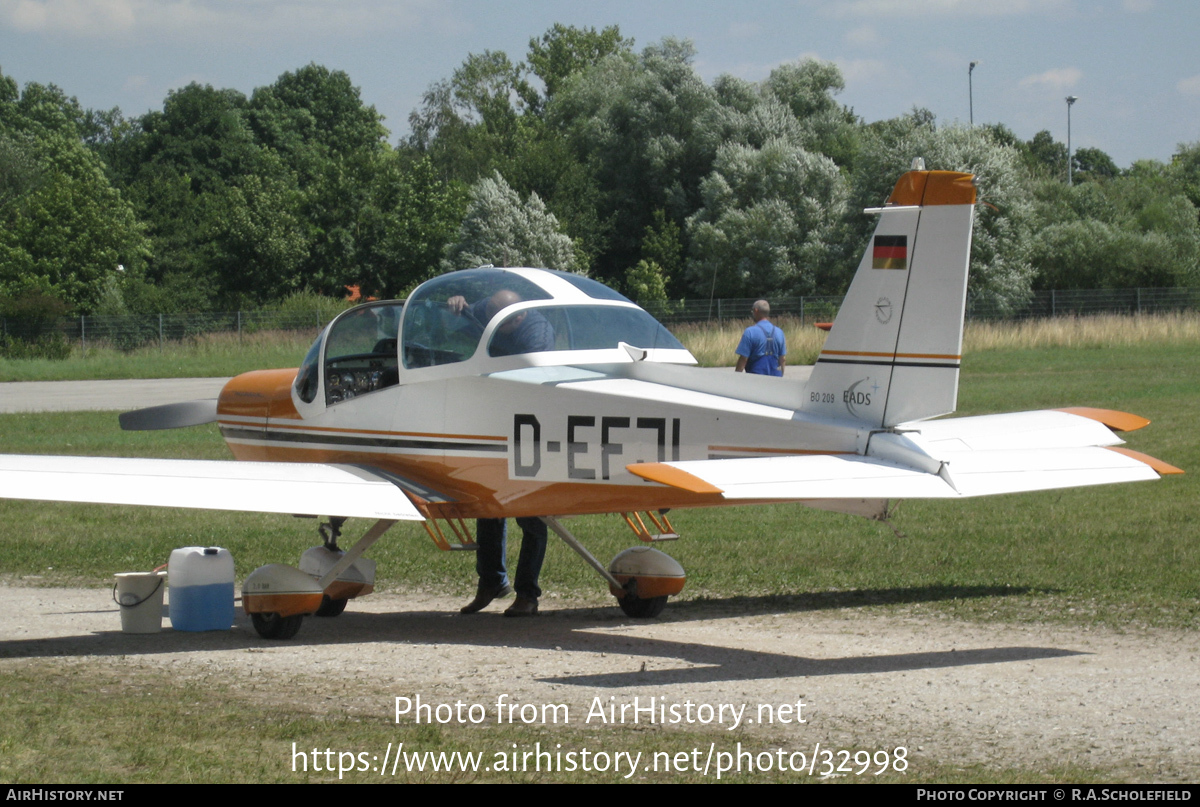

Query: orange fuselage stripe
(708, 446), (852, 456)
(218, 420), (505, 441)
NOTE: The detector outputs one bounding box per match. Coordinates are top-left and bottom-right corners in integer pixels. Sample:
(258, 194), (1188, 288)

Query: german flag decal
(872, 235), (907, 270)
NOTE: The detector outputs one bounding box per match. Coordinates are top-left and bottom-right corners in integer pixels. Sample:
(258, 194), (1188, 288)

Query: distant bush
(0, 289), (71, 360)
(267, 290), (352, 329)
(0, 331), (70, 360)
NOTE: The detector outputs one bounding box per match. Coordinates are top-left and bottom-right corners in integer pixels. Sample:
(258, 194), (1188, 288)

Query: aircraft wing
(628, 408), (1180, 501)
(0, 455), (424, 521)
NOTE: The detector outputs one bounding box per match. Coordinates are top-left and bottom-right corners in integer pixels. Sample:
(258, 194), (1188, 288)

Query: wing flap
(0, 455), (423, 521)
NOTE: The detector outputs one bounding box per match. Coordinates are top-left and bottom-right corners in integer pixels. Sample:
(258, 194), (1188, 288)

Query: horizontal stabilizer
(0, 455), (423, 520)
(119, 400), (218, 430)
(910, 409), (1130, 452)
(629, 444), (1168, 501)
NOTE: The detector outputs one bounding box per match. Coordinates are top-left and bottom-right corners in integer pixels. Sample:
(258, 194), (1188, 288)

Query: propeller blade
(119, 399), (219, 431)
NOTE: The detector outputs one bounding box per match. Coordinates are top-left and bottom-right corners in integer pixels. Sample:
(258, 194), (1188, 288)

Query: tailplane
(802, 167), (976, 427)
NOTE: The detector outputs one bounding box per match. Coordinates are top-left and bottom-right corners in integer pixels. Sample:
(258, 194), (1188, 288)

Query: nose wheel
(617, 592), (668, 619)
(314, 595), (348, 617)
(250, 611), (304, 640)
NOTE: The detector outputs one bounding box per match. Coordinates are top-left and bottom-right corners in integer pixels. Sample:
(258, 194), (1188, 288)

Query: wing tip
(1106, 447), (1183, 476)
(1057, 407), (1151, 432)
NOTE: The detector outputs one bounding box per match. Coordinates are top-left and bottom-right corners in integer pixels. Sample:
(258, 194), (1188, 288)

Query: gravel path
(2, 585), (1196, 782)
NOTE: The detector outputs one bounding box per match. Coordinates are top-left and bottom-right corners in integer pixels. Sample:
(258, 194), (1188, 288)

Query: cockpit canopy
(295, 268), (694, 407)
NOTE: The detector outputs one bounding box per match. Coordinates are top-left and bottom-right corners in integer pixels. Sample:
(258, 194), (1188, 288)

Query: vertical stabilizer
(802, 169), (976, 427)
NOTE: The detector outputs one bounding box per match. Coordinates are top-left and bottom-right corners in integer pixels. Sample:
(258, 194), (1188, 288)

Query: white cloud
(121, 74), (148, 93)
(836, 57), (889, 85)
(3, 0), (138, 35)
(0, 0), (439, 40)
(1177, 75), (1200, 97)
(843, 24), (882, 47)
(727, 22), (761, 39)
(830, 0), (1068, 17)
(1019, 67), (1082, 90)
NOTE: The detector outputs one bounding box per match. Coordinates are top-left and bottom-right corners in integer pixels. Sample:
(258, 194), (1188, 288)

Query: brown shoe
(504, 595), (539, 617)
(460, 583), (512, 614)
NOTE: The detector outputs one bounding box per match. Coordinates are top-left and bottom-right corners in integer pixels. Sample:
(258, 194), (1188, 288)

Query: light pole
(969, 61), (980, 126)
(1066, 95), (1078, 185)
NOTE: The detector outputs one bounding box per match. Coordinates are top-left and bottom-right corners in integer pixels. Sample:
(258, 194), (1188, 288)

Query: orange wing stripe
(1106, 447), (1183, 475)
(1057, 407), (1151, 432)
(626, 463), (724, 495)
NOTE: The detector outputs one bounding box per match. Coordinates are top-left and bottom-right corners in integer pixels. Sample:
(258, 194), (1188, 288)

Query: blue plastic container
(168, 546), (235, 631)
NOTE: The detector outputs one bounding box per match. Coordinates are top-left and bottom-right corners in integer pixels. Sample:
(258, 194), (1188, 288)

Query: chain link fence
(1, 287), (1198, 351)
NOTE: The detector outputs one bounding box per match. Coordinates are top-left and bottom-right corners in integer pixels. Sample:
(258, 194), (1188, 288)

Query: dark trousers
(475, 517), (548, 599)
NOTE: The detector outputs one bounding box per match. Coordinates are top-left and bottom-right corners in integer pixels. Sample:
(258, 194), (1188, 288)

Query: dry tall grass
(675, 311), (1200, 367)
(673, 315), (828, 367)
(963, 312), (1200, 352)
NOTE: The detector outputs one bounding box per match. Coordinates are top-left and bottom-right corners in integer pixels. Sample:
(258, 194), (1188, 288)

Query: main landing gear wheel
(251, 611), (304, 640)
(618, 593), (668, 619)
(314, 595), (348, 617)
(607, 546), (686, 620)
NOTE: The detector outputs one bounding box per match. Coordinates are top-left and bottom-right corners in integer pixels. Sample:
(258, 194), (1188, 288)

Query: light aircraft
(0, 165), (1181, 639)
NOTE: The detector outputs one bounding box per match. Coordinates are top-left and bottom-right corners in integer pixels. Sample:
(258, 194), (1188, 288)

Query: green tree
(354, 154), (468, 296)
(442, 172), (576, 271)
(0, 70), (148, 312)
(1167, 141), (1200, 211)
(527, 24), (634, 107)
(1073, 146), (1118, 181)
(624, 259), (669, 304)
(551, 39), (721, 284)
(761, 60), (859, 166)
(639, 209), (684, 295)
(686, 139), (846, 298)
(1025, 129), (1067, 179)
(1030, 172), (1200, 289)
(117, 82), (301, 307)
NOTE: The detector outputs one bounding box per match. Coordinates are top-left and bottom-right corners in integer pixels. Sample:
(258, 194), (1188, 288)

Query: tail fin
(802, 169), (976, 427)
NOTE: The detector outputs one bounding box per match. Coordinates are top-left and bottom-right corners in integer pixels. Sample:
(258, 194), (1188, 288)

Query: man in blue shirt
(734, 300), (786, 377)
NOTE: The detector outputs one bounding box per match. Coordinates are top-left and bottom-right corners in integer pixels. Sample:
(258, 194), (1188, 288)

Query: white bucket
(113, 571), (167, 634)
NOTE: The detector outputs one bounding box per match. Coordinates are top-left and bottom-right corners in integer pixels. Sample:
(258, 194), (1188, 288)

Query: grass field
(4, 311), (1199, 381)
(0, 321), (1196, 783)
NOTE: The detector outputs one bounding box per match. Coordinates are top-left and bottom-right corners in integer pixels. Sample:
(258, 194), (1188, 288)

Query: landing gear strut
(540, 516), (686, 619)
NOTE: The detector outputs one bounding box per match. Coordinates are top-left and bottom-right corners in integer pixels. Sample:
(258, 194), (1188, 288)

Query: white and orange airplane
(0, 165), (1181, 639)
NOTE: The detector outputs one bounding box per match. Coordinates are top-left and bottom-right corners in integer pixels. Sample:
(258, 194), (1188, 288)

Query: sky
(1, 0), (1198, 168)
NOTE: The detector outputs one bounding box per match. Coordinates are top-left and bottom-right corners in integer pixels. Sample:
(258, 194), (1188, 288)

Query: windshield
(294, 330), (326, 404)
(315, 302), (403, 405)
(487, 305), (685, 357)
(402, 269), (552, 368)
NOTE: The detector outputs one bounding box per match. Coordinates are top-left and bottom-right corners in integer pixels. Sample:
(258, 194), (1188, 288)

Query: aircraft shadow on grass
(0, 584), (1082, 687)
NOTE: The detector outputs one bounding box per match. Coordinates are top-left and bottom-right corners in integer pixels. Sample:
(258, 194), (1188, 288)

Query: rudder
(802, 168), (976, 427)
